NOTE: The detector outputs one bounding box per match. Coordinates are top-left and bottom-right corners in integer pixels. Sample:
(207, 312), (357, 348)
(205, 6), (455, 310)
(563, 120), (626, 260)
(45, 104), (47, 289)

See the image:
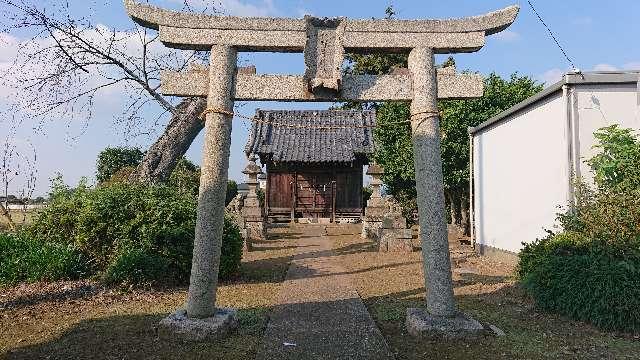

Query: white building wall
(572, 83), (640, 181)
(473, 93), (569, 253)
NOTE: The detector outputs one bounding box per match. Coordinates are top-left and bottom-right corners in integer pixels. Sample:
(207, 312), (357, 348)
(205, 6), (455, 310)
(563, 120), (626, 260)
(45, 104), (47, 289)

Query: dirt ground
(328, 225), (640, 360)
(1, 224), (639, 360)
(0, 226), (297, 360)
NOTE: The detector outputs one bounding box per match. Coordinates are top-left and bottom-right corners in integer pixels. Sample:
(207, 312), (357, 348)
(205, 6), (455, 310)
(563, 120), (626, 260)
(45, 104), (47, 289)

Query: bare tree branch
(0, 0), (220, 183)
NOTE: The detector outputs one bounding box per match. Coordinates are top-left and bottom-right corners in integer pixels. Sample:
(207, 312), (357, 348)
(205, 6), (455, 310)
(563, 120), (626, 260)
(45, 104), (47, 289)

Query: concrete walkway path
(256, 225), (394, 360)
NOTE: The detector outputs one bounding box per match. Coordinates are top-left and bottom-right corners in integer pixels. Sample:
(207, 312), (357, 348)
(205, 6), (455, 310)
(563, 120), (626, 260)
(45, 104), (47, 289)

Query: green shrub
(219, 217), (243, 280)
(587, 125), (640, 191)
(25, 177), (243, 285)
(0, 233), (88, 286)
(519, 125), (640, 332)
(168, 158), (201, 196)
(103, 248), (170, 285)
(103, 216), (243, 285)
(519, 232), (640, 332)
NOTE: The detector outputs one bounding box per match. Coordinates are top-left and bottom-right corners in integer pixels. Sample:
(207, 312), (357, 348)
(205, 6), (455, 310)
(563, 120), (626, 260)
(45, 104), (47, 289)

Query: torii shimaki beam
(123, 0), (519, 337)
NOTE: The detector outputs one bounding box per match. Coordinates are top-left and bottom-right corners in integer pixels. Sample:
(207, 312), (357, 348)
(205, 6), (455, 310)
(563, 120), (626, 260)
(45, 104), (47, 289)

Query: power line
(527, 0), (578, 71)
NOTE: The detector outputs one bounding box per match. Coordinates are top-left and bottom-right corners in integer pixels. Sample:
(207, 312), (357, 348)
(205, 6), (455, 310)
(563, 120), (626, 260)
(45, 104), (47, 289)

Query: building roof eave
(468, 70), (640, 136)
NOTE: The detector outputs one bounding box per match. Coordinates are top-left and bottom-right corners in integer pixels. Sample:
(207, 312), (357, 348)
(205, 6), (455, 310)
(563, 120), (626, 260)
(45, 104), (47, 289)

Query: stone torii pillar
(409, 47), (456, 316)
(124, 0), (519, 340)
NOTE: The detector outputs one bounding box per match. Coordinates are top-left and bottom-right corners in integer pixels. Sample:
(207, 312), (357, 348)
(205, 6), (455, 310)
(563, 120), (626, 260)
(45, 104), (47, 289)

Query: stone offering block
(158, 308), (238, 342)
(381, 215), (406, 229)
(379, 229), (413, 252)
(386, 238), (413, 252)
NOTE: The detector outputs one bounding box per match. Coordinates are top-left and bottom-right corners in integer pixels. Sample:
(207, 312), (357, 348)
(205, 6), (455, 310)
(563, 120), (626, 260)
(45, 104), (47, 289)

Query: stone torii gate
(124, 0), (518, 339)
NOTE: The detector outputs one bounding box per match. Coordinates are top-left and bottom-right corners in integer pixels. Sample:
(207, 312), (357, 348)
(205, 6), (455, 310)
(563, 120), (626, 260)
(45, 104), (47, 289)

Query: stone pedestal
(361, 202), (384, 240)
(159, 308), (238, 342)
(243, 211), (266, 251)
(377, 203), (413, 253)
(406, 308), (486, 339)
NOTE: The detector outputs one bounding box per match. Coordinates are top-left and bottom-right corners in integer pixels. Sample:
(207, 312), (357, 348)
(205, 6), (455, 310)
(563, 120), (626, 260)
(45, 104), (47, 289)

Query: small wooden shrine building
(245, 109), (375, 222)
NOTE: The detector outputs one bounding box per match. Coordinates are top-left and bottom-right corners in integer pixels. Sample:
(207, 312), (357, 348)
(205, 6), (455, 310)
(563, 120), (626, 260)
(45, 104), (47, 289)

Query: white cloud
(592, 63), (618, 72)
(623, 62), (640, 70)
(168, 0), (278, 16)
(590, 62), (640, 72)
(539, 68), (564, 86)
(220, 0), (276, 16)
(491, 30), (520, 42)
(571, 16), (593, 26)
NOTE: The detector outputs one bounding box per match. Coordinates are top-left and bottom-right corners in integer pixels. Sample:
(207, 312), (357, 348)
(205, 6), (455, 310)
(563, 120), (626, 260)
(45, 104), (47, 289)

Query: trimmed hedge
(519, 232), (640, 332)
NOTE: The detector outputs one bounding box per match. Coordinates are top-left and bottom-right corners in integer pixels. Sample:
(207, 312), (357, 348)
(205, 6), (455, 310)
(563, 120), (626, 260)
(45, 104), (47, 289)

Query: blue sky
(1, 0), (639, 196)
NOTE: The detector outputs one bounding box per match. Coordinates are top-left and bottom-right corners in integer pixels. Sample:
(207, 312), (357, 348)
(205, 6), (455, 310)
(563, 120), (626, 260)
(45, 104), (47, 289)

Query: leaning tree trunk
(130, 97), (207, 183)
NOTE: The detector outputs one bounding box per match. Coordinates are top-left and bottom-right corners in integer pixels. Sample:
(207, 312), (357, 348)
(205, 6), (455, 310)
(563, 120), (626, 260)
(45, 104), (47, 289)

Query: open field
(1, 224), (639, 359)
(0, 210), (37, 231)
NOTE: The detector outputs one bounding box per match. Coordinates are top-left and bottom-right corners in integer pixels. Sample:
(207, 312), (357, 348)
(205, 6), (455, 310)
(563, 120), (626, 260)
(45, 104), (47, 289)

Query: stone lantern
(242, 154), (262, 209)
(361, 162), (386, 239)
(241, 154), (266, 250)
(367, 163), (385, 206)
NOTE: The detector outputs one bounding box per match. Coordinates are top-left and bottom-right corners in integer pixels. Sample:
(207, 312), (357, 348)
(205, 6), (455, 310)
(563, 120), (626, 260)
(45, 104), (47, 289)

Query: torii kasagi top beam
(124, 0), (518, 102)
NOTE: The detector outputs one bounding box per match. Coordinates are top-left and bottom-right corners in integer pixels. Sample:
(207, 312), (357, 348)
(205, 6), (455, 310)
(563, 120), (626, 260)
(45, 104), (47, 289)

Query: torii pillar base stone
(405, 47), (485, 338)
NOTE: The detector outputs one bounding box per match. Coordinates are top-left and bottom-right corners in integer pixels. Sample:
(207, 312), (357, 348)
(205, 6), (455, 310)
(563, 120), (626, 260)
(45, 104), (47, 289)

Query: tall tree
(343, 6), (542, 231)
(0, 0), (215, 183)
(439, 73), (543, 233)
(367, 73), (542, 232)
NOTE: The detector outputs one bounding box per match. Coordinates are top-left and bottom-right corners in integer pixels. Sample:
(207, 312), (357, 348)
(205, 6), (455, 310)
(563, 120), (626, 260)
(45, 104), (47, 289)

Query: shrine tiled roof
(245, 109), (376, 163)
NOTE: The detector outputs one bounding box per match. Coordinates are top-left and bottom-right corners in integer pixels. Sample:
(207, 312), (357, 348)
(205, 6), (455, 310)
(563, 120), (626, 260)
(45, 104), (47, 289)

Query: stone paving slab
(256, 226), (394, 360)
